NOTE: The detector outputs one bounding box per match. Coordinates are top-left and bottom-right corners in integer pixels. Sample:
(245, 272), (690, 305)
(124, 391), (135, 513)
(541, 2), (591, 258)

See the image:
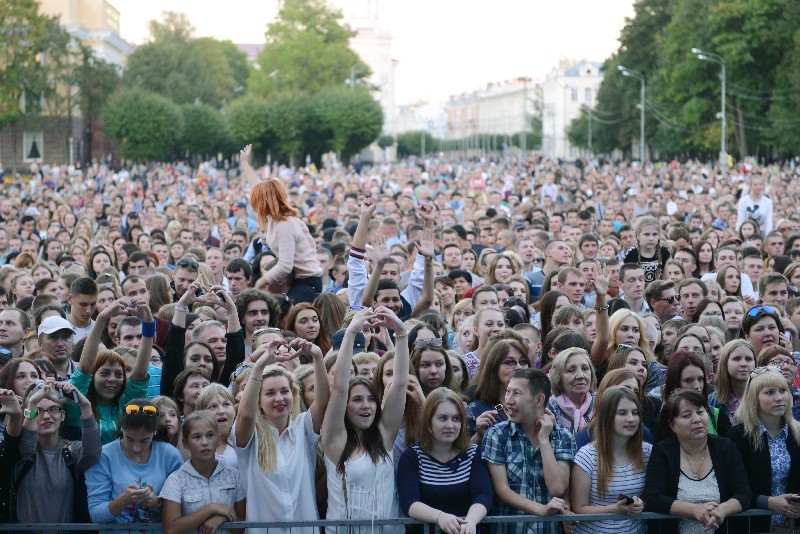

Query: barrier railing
(0, 509), (780, 531)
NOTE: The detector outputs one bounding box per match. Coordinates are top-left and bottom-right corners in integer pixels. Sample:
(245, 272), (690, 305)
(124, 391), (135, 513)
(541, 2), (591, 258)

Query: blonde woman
(233, 338), (328, 534)
(729, 367), (800, 532)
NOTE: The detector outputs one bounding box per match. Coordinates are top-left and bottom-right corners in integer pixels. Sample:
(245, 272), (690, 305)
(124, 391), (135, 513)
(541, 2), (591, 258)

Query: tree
(396, 131), (436, 158)
(309, 87), (383, 159)
(377, 135), (394, 149)
(124, 12), (247, 108)
(179, 103), (229, 158)
(0, 0), (64, 128)
(253, 0), (370, 96)
(226, 95), (272, 154)
(103, 89), (184, 161)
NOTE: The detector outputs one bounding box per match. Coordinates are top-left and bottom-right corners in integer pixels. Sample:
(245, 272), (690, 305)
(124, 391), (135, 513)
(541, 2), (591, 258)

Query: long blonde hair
(254, 365), (300, 474)
(735, 368), (800, 450)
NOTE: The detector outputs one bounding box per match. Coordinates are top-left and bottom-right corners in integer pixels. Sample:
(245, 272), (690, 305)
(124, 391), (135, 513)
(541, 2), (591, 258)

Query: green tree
(396, 131), (435, 158)
(226, 95), (272, 153)
(310, 87), (383, 159)
(124, 12), (247, 108)
(179, 103), (228, 158)
(566, 110), (590, 150)
(252, 0), (370, 96)
(377, 135), (394, 149)
(0, 0), (64, 127)
(103, 89), (184, 161)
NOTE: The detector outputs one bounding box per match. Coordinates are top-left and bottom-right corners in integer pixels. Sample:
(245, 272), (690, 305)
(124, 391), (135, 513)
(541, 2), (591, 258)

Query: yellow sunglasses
(125, 404), (158, 416)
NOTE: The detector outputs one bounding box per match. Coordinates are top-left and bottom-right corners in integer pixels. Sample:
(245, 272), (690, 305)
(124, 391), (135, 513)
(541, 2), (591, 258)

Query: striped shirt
(573, 442), (652, 534)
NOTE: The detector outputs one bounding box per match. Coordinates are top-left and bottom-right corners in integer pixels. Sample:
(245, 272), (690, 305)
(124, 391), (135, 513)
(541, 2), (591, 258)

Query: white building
(40, 0), (132, 68)
(542, 60), (603, 161)
(445, 78), (541, 139)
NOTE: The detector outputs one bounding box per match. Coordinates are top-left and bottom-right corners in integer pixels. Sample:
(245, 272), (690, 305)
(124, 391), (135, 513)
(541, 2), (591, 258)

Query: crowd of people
(0, 148), (799, 534)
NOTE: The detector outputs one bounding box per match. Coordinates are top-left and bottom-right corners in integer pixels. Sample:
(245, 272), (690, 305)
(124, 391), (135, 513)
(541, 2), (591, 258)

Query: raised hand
(346, 308), (379, 334)
(474, 410), (497, 436)
(417, 227), (435, 258)
(536, 412), (555, 445)
(416, 202), (436, 223)
(595, 265), (610, 297)
(368, 233), (389, 262)
(360, 196), (377, 218)
(372, 306), (403, 332)
(0, 389), (21, 416)
(240, 145), (252, 167)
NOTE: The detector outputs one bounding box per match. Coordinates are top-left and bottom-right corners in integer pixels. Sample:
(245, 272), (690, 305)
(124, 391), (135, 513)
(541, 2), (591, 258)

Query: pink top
(263, 217), (323, 284)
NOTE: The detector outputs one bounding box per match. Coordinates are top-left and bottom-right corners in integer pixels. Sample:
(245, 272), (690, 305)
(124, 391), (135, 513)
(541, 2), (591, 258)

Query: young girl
(160, 412), (246, 534)
(623, 216), (671, 286)
(195, 384), (238, 467)
(397, 388), (493, 534)
(570, 386), (650, 534)
(153, 396), (181, 447)
(707, 340), (756, 421)
(321, 307), (409, 532)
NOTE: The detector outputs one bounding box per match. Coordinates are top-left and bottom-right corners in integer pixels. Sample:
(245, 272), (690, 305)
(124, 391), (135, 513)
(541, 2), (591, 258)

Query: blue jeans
(288, 276), (322, 304)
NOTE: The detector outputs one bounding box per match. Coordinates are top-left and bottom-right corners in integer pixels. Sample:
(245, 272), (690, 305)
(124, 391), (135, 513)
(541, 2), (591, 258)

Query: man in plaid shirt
(483, 369), (576, 534)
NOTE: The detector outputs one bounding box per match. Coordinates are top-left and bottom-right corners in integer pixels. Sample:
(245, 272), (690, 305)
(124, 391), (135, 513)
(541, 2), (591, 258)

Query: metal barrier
(0, 509), (778, 531)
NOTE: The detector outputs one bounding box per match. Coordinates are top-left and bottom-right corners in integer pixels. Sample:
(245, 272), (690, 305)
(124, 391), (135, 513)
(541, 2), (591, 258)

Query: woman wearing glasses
(397, 388), (493, 534)
(86, 399), (183, 530)
(243, 145), (323, 305)
(757, 346), (800, 420)
(729, 367), (800, 533)
(14, 378), (100, 525)
(467, 335), (530, 444)
(321, 307), (409, 532)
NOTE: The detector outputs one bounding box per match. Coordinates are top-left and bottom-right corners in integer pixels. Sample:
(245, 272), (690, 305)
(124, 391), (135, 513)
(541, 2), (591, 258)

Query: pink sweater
(263, 217), (323, 284)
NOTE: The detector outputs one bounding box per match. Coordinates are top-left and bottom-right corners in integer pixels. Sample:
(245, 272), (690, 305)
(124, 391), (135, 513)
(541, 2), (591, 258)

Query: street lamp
(691, 47), (727, 168)
(617, 65), (646, 163)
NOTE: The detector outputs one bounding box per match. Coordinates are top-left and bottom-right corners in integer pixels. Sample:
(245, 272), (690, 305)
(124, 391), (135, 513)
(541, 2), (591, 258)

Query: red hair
(250, 179), (299, 224)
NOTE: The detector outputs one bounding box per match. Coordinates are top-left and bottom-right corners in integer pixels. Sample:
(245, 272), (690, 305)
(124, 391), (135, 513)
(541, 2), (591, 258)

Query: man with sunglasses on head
(646, 280), (681, 324)
(171, 258), (199, 301)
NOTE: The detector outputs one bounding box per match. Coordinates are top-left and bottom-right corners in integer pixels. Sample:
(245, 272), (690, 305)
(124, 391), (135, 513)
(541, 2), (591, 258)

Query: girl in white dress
(321, 307), (409, 533)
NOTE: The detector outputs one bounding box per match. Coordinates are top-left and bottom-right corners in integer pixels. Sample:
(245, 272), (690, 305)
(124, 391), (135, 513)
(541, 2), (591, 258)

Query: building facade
(541, 59), (603, 161)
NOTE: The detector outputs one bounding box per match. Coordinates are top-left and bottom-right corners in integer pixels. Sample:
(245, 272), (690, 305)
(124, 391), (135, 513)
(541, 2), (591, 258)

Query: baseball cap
(331, 328), (366, 355)
(38, 316), (77, 337)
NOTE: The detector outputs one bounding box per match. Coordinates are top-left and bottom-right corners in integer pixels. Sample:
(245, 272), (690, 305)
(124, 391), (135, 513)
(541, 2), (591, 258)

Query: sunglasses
(176, 259), (199, 271)
(655, 295), (681, 304)
(750, 366), (782, 378)
(232, 363), (254, 380)
(747, 305), (776, 317)
(125, 404), (158, 416)
(414, 338), (444, 350)
(252, 327), (282, 343)
(532, 258), (544, 265)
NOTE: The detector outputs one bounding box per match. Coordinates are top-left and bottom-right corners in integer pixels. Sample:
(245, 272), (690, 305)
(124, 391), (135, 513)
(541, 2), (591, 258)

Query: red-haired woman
(243, 145), (322, 304)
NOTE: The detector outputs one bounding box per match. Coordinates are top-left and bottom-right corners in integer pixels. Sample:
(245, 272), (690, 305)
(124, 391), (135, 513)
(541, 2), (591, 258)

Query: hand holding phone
(618, 494), (634, 505)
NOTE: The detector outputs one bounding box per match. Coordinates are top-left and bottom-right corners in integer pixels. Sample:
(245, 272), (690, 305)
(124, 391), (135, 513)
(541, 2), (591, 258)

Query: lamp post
(617, 65), (646, 163)
(691, 48), (726, 168)
(517, 76), (531, 167)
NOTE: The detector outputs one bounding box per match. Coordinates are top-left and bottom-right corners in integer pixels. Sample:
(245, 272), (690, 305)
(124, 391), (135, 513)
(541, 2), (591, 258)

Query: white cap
(37, 316), (76, 337)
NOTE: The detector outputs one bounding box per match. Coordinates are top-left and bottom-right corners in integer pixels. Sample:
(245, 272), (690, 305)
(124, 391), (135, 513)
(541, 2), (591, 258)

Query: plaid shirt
(482, 420), (576, 534)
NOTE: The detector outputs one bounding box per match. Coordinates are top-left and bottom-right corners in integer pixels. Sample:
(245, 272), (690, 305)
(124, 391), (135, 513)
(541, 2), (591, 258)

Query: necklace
(681, 445), (708, 480)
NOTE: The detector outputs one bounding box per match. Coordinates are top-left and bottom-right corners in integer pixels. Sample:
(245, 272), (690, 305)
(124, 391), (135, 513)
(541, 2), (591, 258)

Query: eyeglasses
(176, 259), (199, 271)
(750, 366), (782, 378)
(655, 295), (681, 304)
(767, 358), (797, 369)
(37, 406), (64, 417)
(414, 338), (444, 350)
(501, 357), (531, 368)
(748, 305), (776, 317)
(125, 404), (158, 416)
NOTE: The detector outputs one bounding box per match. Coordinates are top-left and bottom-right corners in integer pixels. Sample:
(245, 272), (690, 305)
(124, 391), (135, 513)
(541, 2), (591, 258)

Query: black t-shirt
(623, 245), (672, 285)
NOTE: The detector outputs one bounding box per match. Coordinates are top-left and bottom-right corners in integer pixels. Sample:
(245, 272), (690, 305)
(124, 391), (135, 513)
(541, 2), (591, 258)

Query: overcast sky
(112, 0), (635, 104)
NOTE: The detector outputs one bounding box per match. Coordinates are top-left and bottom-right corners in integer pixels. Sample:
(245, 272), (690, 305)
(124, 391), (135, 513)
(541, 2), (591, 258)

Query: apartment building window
(23, 132), (43, 162)
(571, 88), (578, 102)
(585, 88), (593, 105)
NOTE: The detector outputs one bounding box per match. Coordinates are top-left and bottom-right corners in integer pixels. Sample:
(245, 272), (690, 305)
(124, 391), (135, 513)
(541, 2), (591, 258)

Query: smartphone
(618, 494), (634, 505)
(136, 479), (147, 489)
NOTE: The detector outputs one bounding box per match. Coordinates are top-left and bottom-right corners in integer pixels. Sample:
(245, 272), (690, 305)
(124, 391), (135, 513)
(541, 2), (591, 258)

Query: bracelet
(436, 511), (443, 525)
(175, 304), (189, 312)
(141, 321), (156, 338)
(250, 373), (264, 382)
(594, 305), (609, 312)
(395, 329), (409, 338)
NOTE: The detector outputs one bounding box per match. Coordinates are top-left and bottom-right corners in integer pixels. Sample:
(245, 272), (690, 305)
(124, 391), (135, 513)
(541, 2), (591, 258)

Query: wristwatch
(594, 305), (609, 312)
(24, 408), (39, 419)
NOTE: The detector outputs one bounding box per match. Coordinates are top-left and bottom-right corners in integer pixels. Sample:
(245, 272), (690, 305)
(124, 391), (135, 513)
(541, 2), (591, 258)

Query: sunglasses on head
(176, 258), (199, 271)
(232, 363), (254, 380)
(747, 305), (775, 317)
(414, 338), (444, 350)
(750, 365), (782, 379)
(252, 327), (282, 342)
(125, 404), (158, 416)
